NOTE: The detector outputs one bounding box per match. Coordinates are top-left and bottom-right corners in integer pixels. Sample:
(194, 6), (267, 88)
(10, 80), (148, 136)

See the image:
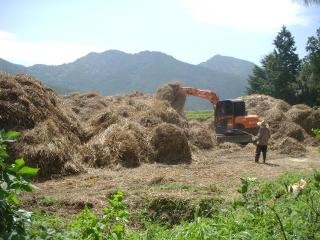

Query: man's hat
(257, 120), (268, 127)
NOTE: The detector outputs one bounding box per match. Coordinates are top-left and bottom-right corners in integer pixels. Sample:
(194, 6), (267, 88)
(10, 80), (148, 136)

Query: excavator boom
(180, 87), (219, 105)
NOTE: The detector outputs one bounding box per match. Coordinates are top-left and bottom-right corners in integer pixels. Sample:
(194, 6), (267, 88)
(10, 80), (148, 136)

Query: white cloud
(179, 0), (308, 32)
(0, 30), (102, 66)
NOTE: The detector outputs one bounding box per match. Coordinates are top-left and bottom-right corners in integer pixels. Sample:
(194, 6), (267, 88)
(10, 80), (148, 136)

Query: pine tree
(247, 26), (301, 104)
(298, 27), (320, 105)
(247, 65), (267, 94)
(270, 26), (301, 102)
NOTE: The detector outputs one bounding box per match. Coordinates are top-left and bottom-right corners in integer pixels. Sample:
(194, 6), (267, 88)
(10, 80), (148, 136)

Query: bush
(0, 130), (39, 239)
(313, 128), (320, 140)
(27, 191), (128, 240)
(313, 128), (320, 151)
(69, 191), (128, 240)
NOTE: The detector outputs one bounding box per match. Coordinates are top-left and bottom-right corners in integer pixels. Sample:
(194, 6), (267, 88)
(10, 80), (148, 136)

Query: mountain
(0, 58), (29, 73)
(199, 54), (254, 80)
(0, 51), (254, 110)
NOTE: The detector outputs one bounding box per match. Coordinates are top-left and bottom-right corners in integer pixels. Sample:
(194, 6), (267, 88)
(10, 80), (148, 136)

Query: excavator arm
(180, 87), (220, 105)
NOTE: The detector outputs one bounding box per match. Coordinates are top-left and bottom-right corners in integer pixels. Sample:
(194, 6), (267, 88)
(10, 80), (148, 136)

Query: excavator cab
(214, 99), (259, 144)
(215, 100), (245, 134)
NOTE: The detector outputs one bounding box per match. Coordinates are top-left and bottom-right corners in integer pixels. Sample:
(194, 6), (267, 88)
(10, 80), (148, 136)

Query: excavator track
(216, 134), (252, 145)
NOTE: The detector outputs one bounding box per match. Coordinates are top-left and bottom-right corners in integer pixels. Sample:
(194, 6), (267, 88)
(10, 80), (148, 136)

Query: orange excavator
(180, 86), (259, 144)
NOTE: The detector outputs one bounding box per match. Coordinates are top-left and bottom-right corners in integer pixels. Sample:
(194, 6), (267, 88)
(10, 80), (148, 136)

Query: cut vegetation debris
(150, 123), (191, 164)
(242, 94), (320, 155)
(0, 73), (85, 179)
(0, 74), (319, 179)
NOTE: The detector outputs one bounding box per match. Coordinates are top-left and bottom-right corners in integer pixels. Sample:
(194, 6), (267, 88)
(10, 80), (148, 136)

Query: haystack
(63, 92), (112, 122)
(188, 120), (214, 149)
(275, 137), (307, 157)
(150, 123), (191, 164)
(243, 94), (319, 150)
(155, 82), (186, 114)
(0, 73), (57, 130)
(11, 121), (84, 178)
(149, 100), (187, 127)
(243, 94), (290, 117)
(81, 121), (152, 168)
(85, 110), (120, 139)
(0, 73), (85, 179)
(272, 121), (306, 142)
(285, 104), (320, 135)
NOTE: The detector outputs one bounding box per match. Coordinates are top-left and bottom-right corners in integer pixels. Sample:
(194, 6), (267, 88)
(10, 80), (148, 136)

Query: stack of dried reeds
(0, 73), (85, 179)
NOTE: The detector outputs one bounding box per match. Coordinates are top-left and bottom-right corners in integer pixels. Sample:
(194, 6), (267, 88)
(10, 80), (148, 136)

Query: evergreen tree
(298, 27), (320, 105)
(270, 26), (301, 102)
(247, 26), (301, 103)
(247, 65), (268, 94)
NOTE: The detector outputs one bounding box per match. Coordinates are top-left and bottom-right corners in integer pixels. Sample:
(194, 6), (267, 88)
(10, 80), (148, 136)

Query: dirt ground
(22, 145), (320, 216)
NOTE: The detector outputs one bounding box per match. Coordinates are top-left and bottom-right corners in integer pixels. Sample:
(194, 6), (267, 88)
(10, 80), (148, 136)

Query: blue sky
(0, 0), (319, 66)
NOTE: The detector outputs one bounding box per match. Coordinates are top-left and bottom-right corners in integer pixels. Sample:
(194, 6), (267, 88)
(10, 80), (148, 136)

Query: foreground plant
(127, 172), (320, 240)
(0, 130), (39, 239)
(64, 191), (128, 240)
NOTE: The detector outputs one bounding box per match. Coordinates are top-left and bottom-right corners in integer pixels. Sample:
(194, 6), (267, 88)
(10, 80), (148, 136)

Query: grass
(185, 110), (213, 121)
(21, 170), (320, 240)
(128, 170), (320, 240)
(154, 182), (222, 194)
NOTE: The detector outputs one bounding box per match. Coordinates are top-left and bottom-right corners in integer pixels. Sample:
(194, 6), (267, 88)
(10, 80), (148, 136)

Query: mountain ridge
(0, 50), (254, 109)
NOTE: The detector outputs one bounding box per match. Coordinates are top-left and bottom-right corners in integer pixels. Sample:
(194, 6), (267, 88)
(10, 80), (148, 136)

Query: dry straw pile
(0, 73), (85, 179)
(243, 94), (320, 157)
(150, 123), (191, 164)
(155, 82), (186, 114)
(1, 73), (319, 178)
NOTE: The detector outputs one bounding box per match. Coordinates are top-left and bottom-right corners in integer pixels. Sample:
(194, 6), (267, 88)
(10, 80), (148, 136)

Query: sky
(0, 0), (319, 66)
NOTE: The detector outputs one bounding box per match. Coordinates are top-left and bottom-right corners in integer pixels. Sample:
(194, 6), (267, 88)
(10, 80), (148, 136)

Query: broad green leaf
(0, 160), (5, 168)
(113, 224), (124, 233)
(8, 158), (25, 172)
(0, 148), (9, 159)
(8, 193), (20, 205)
(17, 166), (39, 178)
(14, 158), (25, 168)
(3, 131), (20, 141)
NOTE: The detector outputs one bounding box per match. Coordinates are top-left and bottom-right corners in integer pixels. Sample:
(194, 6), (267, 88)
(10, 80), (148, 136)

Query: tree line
(247, 26), (320, 106)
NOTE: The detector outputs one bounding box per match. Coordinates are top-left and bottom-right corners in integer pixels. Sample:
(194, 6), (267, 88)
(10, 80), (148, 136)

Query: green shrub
(0, 130), (39, 239)
(313, 128), (320, 151)
(313, 128), (320, 139)
(68, 191), (128, 240)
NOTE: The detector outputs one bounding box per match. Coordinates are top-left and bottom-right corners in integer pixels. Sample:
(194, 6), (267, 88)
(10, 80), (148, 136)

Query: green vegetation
(185, 110), (213, 121)
(247, 26), (301, 104)
(313, 128), (320, 151)
(247, 26), (320, 106)
(4, 170), (320, 239)
(26, 191), (128, 240)
(313, 128), (320, 139)
(128, 172), (320, 240)
(0, 130), (39, 239)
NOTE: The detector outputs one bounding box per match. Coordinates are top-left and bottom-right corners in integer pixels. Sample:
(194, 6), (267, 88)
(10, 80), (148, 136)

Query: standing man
(254, 120), (271, 163)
